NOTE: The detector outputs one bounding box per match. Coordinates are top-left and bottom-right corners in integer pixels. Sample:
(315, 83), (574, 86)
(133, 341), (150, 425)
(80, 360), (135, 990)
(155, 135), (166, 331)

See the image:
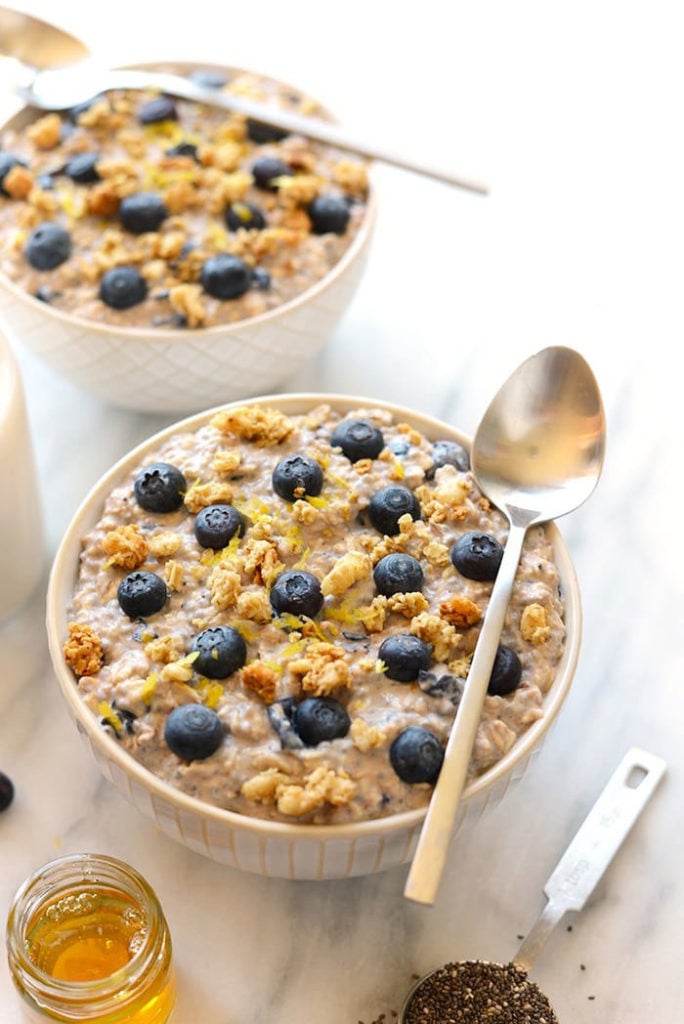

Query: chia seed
(403, 960), (558, 1024)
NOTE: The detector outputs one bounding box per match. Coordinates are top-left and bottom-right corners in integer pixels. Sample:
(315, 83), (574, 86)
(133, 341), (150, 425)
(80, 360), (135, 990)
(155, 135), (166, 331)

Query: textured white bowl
(0, 64), (377, 415)
(46, 394), (582, 880)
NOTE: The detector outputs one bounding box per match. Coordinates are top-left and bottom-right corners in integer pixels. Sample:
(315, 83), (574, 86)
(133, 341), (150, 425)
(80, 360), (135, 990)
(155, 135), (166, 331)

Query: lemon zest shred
(97, 701), (122, 734)
(141, 671), (159, 705)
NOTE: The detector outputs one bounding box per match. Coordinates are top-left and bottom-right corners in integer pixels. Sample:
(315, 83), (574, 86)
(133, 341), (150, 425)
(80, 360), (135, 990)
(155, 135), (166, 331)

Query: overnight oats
(62, 403), (566, 825)
(0, 69), (369, 329)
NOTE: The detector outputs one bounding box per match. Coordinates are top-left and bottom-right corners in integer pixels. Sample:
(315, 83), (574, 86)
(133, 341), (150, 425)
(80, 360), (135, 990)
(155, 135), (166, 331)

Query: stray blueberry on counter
(426, 439), (470, 478)
(25, 223), (72, 271)
(488, 644), (522, 696)
(389, 726), (444, 784)
(194, 503), (244, 549)
(293, 697), (351, 745)
(0, 771), (14, 812)
(119, 192), (168, 234)
(330, 418), (384, 463)
(368, 485), (421, 536)
(191, 625), (247, 679)
(451, 531), (504, 581)
(251, 155), (293, 191)
(308, 194), (351, 235)
(99, 266), (148, 310)
(246, 119), (289, 144)
(64, 152), (101, 183)
(164, 704), (224, 761)
(138, 95), (178, 124)
(272, 454), (323, 502)
(373, 553), (424, 597)
(117, 571), (168, 618)
(378, 634), (431, 682)
(225, 201), (266, 231)
(270, 570), (323, 619)
(0, 153), (27, 195)
(200, 253), (252, 300)
(134, 462), (187, 513)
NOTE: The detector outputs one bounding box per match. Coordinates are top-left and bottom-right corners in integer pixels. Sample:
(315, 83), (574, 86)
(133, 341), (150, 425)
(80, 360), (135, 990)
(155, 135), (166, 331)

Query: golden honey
(6, 854), (175, 1023)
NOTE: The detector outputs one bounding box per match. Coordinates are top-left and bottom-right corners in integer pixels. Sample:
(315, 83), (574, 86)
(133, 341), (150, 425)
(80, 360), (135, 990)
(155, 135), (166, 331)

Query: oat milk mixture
(0, 69), (368, 329)
(63, 404), (566, 825)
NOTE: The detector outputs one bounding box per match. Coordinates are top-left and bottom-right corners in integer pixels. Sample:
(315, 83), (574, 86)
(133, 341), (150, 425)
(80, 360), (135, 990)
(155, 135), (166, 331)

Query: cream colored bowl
(0, 64), (376, 415)
(46, 394), (581, 880)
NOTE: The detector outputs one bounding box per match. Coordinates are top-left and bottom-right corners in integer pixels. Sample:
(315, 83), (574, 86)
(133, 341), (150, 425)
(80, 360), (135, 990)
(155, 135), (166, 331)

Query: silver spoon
(404, 345), (607, 905)
(0, 8), (488, 195)
(400, 747), (666, 1023)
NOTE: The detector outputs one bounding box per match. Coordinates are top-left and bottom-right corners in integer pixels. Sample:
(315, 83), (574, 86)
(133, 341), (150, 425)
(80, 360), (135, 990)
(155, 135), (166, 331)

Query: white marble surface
(1, 2), (682, 1021)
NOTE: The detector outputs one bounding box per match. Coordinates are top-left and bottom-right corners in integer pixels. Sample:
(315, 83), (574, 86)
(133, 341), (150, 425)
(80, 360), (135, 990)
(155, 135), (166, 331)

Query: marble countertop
(1, 2), (682, 1021)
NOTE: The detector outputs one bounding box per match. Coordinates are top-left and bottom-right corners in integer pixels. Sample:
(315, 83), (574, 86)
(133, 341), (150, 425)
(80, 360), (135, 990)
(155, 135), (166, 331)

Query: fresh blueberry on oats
(368, 485), (421, 536)
(194, 504), (244, 549)
(246, 119), (289, 144)
(378, 634), (431, 682)
(117, 571), (168, 618)
(138, 95), (178, 124)
(191, 625), (247, 679)
(308, 194), (351, 235)
(165, 140), (198, 160)
(293, 697), (351, 746)
(373, 553), (424, 597)
(267, 700), (304, 750)
(225, 201), (266, 231)
(270, 570), (323, 619)
(272, 454), (323, 502)
(389, 726), (443, 784)
(251, 267), (271, 290)
(64, 152), (100, 183)
(0, 771), (14, 812)
(251, 155), (293, 191)
(99, 266), (148, 309)
(36, 173), (55, 191)
(25, 223), (72, 270)
(426, 439), (470, 477)
(0, 153), (27, 194)
(164, 704), (223, 761)
(330, 419), (384, 463)
(200, 253), (252, 300)
(134, 462), (187, 513)
(119, 192), (168, 234)
(451, 531), (503, 581)
(488, 644), (522, 696)
(389, 438), (410, 456)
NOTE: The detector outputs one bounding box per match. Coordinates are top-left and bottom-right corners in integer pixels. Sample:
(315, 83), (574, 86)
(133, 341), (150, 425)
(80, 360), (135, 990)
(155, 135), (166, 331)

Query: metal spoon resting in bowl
(404, 345), (607, 905)
(400, 747), (666, 1023)
(0, 5), (487, 194)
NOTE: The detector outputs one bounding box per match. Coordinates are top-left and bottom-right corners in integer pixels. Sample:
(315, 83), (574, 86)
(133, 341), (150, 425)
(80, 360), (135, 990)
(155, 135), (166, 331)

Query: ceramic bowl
(46, 394), (581, 880)
(0, 64), (376, 415)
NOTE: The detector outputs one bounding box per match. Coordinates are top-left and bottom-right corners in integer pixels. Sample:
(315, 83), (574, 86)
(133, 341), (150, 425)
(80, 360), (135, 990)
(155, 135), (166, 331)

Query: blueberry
(138, 95), (178, 124)
(99, 266), (148, 310)
(451, 531), (504, 582)
(378, 634), (431, 682)
(418, 670), (463, 704)
(25, 223), (71, 270)
(0, 153), (27, 194)
(34, 285), (61, 304)
(426, 439), (470, 478)
(270, 570), (323, 619)
(0, 771), (14, 812)
(165, 141), (198, 160)
(189, 68), (228, 89)
(225, 201), (266, 231)
(191, 625), (247, 679)
(194, 504), (244, 549)
(251, 155), (293, 191)
(119, 192), (168, 234)
(64, 152), (100, 183)
(293, 697), (350, 746)
(267, 699), (304, 750)
(37, 173), (55, 191)
(117, 571), (168, 618)
(368, 485), (421, 536)
(308, 194), (351, 235)
(246, 119), (289, 144)
(100, 705), (136, 738)
(389, 727), (443, 784)
(330, 418), (384, 463)
(200, 253), (252, 300)
(134, 462), (187, 513)
(389, 439), (410, 456)
(487, 645), (522, 696)
(272, 454), (323, 502)
(164, 704), (223, 761)
(251, 267), (271, 290)
(68, 96), (104, 123)
(373, 553), (424, 597)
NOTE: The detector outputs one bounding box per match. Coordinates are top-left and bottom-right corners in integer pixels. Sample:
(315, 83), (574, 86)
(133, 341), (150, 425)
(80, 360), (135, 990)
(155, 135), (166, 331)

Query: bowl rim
(46, 392), (582, 841)
(0, 59), (378, 342)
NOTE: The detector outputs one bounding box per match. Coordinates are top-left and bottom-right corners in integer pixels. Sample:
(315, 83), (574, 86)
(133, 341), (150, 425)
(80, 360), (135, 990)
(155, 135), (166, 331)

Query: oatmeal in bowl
(46, 394), (581, 878)
(0, 64), (375, 413)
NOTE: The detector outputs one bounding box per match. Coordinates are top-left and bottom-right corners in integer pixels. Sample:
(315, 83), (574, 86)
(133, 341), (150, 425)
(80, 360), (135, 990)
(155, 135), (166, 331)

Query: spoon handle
(404, 520), (528, 905)
(513, 747), (666, 972)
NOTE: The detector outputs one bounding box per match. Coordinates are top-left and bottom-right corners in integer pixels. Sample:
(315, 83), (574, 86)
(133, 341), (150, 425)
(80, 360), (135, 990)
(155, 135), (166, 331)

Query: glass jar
(5, 853), (176, 1023)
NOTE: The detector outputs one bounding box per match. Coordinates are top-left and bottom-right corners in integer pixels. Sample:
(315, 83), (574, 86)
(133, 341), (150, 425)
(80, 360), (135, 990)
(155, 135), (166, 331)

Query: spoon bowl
(404, 346), (606, 905)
